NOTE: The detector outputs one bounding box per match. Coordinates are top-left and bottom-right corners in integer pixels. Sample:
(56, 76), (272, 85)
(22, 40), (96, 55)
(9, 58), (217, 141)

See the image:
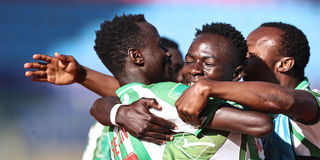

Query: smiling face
(182, 33), (241, 86)
(243, 26), (284, 83)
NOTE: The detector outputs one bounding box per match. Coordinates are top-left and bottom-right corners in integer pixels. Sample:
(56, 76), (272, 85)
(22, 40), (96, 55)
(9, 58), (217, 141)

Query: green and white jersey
(84, 82), (265, 160)
(290, 78), (320, 157)
(226, 101), (266, 160)
(83, 122), (110, 160)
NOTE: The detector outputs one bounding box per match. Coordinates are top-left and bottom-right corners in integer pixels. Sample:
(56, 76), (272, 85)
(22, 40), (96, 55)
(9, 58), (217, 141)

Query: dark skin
(24, 52), (119, 97)
(90, 21), (178, 144)
(176, 33), (272, 132)
(24, 27), (273, 144)
(177, 33), (242, 125)
(24, 40), (182, 97)
(116, 23), (172, 86)
(91, 21), (178, 144)
(91, 97), (175, 144)
(169, 47), (184, 82)
(92, 32), (273, 145)
(176, 26), (320, 126)
(24, 21), (178, 144)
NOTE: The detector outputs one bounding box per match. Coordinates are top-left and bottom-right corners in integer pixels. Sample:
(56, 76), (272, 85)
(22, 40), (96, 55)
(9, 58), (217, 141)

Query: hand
(116, 98), (178, 144)
(24, 52), (86, 85)
(175, 79), (210, 127)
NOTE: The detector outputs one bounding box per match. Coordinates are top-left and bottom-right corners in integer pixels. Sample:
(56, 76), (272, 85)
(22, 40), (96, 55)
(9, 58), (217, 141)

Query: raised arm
(176, 79), (319, 125)
(24, 52), (120, 97)
(81, 66), (119, 97)
(90, 97), (177, 144)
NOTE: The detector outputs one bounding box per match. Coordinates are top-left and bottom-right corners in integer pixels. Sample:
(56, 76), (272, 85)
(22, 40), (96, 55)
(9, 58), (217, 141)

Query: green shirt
(290, 78), (320, 157)
(83, 82), (265, 160)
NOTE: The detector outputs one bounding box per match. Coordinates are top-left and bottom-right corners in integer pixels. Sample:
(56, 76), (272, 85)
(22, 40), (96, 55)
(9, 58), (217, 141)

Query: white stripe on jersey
(290, 119), (320, 156)
(119, 127), (135, 159)
(111, 127), (122, 160)
(210, 132), (241, 160)
(292, 133), (311, 156)
(82, 122), (105, 160)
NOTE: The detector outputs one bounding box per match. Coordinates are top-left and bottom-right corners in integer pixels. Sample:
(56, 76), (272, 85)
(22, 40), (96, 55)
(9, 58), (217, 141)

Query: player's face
(168, 47), (184, 82)
(243, 26), (283, 84)
(182, 33), (237, 86)
(139, 22), (173, 82)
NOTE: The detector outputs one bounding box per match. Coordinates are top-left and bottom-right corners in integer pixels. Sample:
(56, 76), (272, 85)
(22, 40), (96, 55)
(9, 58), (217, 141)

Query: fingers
(31, 77), (48, 82)
(54, 52), (62, 59)
(176, 100), (188, 123)
(151, 115), (178, 130)
(141, 132), (174, 144)
(144, 121), (175, 134)
(33, 54), (52, 63)
(25, 70), (46, 77)
(191, 115), (202, 128)
(177, 107), (201, 128)
(182, 112), (196, 127)
(54, 52), (68, 66)
(177, 107), (190, 123)
(137, 98), (177, 129)
(177, 109), (186, 122)
(139, 98), (162, 110)
(55, 52), (76, 65)
(24, 62), (47, 70)
(54, 52), (67, 62)
(141, 137), (166, 145)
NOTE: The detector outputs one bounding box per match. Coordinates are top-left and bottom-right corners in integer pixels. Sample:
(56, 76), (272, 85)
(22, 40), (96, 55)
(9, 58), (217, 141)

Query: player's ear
(276, 57), (294, 73)
(128, 48), (144, 66)
(232, 65), (243, 81)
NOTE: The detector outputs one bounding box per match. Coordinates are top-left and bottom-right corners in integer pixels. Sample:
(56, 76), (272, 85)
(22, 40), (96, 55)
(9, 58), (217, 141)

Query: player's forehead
(247, 27), (283, 47)
(188, 33), (233, 59)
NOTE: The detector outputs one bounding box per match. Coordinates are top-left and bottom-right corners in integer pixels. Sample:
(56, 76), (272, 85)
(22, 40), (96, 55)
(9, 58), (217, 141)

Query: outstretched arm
(24, 52), (120, 97)
(176, 79), (319, 125)
(91, 97), (178, 144)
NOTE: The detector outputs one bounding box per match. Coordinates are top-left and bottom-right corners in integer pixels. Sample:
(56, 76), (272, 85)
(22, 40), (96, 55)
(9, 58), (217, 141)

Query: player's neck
(279, 75), (300, 89)
(117, 72), (152, 87)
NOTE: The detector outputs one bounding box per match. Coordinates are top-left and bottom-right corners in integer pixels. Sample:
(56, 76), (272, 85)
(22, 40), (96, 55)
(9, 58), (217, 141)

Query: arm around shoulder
(207, 104), (273, 138)
(90, 96), (121, 126)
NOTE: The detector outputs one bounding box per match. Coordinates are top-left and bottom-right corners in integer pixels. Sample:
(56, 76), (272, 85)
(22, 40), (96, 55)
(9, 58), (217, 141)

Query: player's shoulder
(311, 89), (320, 96)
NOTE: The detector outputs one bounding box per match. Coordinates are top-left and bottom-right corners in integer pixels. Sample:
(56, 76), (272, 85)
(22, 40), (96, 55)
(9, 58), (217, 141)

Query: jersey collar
(295, 77), (310, 90)
(116, 83), (145, 97)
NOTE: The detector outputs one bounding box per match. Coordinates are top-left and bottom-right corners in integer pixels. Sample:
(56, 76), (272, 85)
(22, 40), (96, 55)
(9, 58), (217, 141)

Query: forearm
(80, 66), (120, 97)
(202, 80), (319, 123)
(207, 107), (273, 138)
(90, 96), (121, 126)
(200, 80), (293, 113)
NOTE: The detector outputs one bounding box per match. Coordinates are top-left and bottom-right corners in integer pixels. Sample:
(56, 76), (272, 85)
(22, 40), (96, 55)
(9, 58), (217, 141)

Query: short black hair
(94, 14), (147, 79)
(160, 37), (178, 49)
(195, 23), (247, 66)
(261, 22), (310, 80)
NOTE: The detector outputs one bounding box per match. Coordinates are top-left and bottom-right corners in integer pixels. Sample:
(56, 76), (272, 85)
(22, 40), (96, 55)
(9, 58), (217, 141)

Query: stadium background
(1, 0), (319, 159)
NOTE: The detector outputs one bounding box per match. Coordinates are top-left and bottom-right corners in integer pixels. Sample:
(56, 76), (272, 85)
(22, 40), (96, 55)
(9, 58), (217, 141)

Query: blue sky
(46, 1), (320, 86)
